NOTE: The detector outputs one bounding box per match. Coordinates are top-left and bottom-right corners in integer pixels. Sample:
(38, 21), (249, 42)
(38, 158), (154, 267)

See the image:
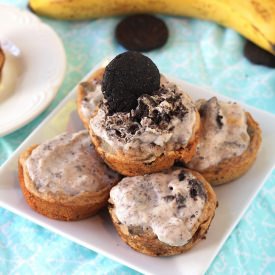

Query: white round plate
(0, 5), (66, 137)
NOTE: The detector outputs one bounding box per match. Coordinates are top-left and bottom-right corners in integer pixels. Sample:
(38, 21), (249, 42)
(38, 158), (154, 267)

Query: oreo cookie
(102, 51), (160, 114)
(115, 14), (168, 52)
(244, 40), (275, 68)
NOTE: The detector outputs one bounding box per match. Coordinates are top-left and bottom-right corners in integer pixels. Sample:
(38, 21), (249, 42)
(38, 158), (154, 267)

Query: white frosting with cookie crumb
(187, 97), (250, 170)
(110, 169), (206, 246)
(80, 82), (103, 120)
(26, 130), (120, 196)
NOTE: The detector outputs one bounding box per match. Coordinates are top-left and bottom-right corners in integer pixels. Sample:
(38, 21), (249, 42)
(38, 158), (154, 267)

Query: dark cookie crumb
(163, 113), (171, 123)
(151, 109), (162, 125)
(190, 188), (198, 198)
(115, 130), (123, 138)
(216, 114), (223, 128)
(128, 124), (139, 135)
(163, 195), (175, 202)
(178, 171), (186, 181)
(176, 194), (186, 206)
(173, 160), (185, 167)
(188, 179), (205, 199)
(133, 100), (149, 122)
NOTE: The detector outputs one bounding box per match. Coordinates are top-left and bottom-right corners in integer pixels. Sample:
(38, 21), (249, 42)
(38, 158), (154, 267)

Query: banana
(29, 0), (275, 55)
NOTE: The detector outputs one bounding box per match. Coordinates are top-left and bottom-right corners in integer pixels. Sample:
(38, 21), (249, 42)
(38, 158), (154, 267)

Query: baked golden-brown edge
(108, 168), (217, 256)
(77, 67), (105, 129)
(89, 111), (200, 176)
(18, 144), (120, 221)
(196, 112), (262, 185)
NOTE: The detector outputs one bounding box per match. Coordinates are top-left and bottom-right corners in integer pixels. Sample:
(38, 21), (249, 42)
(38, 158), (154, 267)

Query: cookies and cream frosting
(80, 80), (103, 120)
(187, 97), (250, 171)
(26, 130), (120, 196)
(89, 76), (197, 162)
(109, 169), (207, 246)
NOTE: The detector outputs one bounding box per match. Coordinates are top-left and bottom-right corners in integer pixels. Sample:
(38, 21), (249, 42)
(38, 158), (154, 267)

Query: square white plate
(1, 64), (275, 275)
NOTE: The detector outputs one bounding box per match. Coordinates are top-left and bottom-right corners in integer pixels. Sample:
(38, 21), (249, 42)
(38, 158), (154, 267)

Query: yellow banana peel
(29, 0), (275, 55)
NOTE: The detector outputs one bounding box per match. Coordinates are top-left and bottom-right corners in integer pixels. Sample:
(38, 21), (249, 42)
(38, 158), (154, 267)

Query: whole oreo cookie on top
(244, 40), (275, 68)
(115, 14), (168, 52)
(102, 51), (160, 114)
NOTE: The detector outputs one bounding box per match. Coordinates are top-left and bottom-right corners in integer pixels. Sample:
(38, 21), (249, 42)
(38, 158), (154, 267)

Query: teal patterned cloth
(0, 0), (275, 274)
